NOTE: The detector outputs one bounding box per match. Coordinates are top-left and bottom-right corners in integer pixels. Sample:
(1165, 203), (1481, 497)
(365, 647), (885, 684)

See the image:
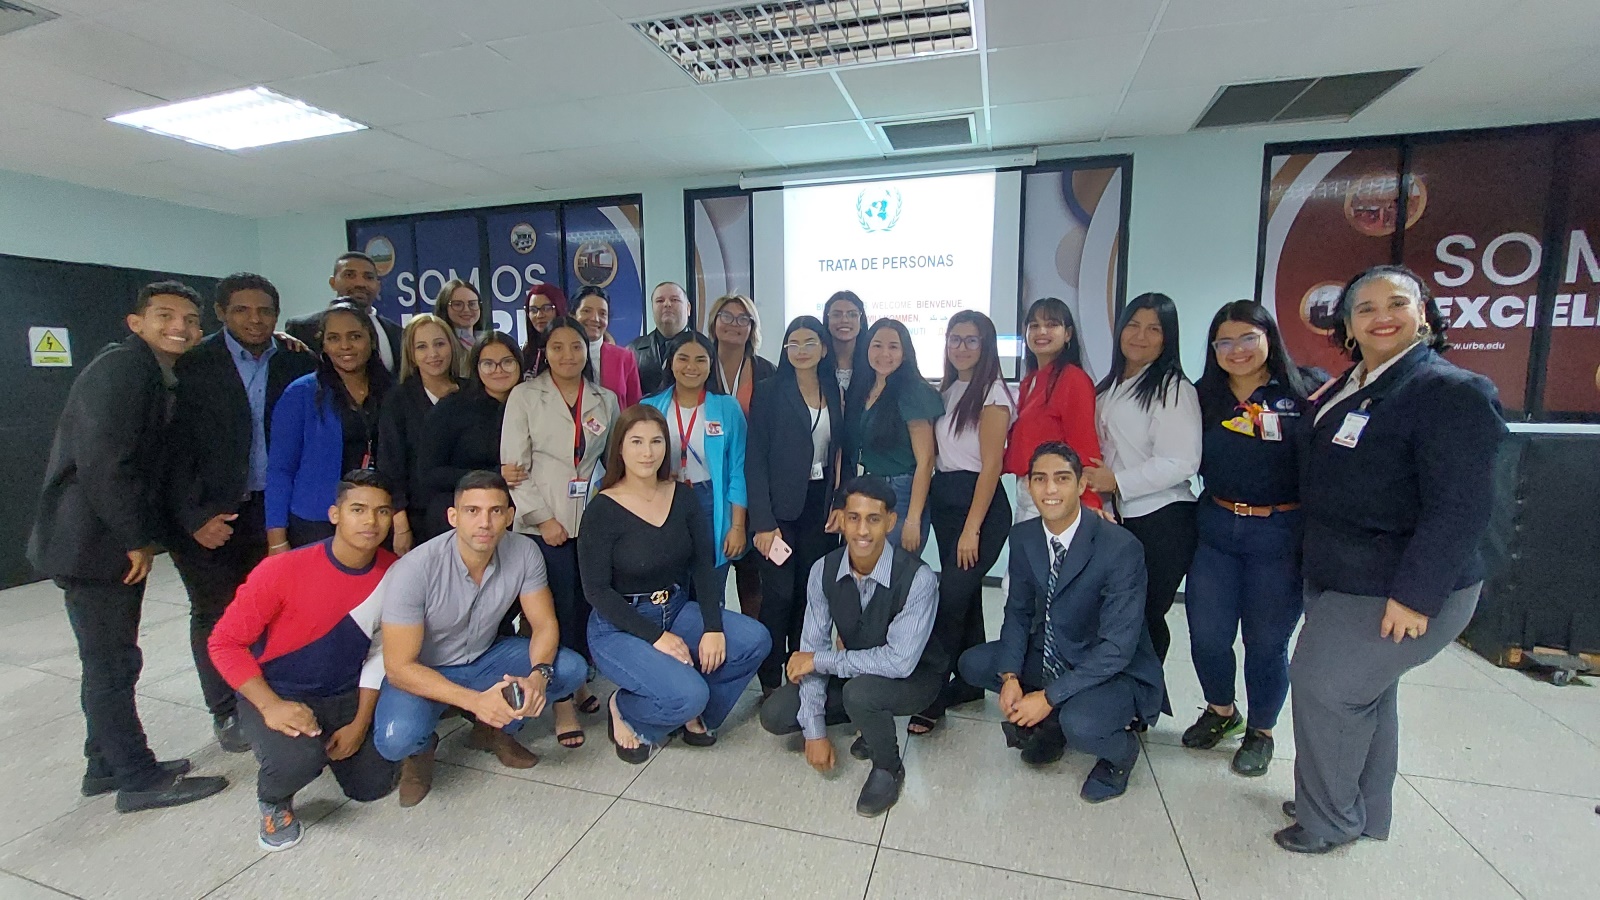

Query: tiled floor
(1, 556), (1597, 900)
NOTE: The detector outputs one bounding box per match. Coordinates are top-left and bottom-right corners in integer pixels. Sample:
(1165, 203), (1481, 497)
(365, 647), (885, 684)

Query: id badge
(1331, 411), (1370, 448)
(567, 478), (589, 499)
(810, 461), (824, 480)
(583, 417), (605, 437)
(1259, 411), (1283, 442)
(705, 420), (723, 437)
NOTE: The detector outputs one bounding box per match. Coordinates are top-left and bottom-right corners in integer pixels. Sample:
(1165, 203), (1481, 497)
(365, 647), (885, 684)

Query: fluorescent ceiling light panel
(107, 86), (366, 151)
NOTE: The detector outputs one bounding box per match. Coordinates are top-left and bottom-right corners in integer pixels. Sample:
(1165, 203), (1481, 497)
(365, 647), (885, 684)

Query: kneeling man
(959, 442), (1165, 803)
(760, 476), (942, 817)
(208, 470), (401, 851)
(373, 471), (588, 807)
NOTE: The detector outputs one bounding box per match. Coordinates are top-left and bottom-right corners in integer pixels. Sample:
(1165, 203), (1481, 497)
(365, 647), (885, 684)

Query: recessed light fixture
(107, 86), (366, 151)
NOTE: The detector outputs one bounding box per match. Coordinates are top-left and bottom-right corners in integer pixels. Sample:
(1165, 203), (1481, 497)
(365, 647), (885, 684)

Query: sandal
(672, 718), (717, 748)
(607, 693), (649, 765)
(907, 714), (942, 736)
(556, 728), (586, 749)
(576, 693), (602, 715)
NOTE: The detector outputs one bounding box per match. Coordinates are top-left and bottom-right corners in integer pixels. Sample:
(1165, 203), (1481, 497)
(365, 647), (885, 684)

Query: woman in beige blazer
(501, 314), (621, 746)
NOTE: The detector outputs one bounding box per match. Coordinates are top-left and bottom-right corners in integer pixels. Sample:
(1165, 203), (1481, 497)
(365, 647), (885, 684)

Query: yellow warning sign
(29, 326), (72, 367)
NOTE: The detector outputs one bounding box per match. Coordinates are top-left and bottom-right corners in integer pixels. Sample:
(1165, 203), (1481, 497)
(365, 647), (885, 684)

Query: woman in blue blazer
(265, 302), (392, 552)
(641, 331), (748, 592)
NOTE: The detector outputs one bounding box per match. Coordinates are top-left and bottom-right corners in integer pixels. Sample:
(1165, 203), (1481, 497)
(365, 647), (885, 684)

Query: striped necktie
(1042, 538), (1069, 682)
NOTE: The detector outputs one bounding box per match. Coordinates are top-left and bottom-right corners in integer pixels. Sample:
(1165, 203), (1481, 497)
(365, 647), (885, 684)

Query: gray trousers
(760, 670), (943, 771)
(1289, 582), (1480, 842)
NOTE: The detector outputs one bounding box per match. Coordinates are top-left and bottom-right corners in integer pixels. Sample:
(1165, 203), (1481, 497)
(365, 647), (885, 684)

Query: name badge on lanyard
(1259, 411), (1283, 442)
(1331, 401), (1371, 449)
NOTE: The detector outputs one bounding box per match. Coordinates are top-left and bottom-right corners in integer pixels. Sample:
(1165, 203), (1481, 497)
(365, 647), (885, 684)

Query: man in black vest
(760, 476), (942, 817)
(959, 442), (1166, 803)
(627, 280), (694, 395)
(283, 251), (403, 372)
(28, 281), (230, 813)
(167, 273), (316, 752)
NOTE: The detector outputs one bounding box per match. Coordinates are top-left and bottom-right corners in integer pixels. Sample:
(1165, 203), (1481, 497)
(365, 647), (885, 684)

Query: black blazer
(376, 376), (460, 518)
(284, 303), (403, 371)
(1301, 343), (1506, 617)
(710, 353), (776, 394)
(28, 336), (172, 580)
(416, 388), (506, 537)
(998, 511), (1166, 718)
(745, 371), (843, 534)
(166, 331), (316, 537)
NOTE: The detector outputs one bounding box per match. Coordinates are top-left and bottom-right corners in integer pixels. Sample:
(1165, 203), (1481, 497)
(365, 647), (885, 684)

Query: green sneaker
(1231, 728), (1274, 777)
(1180, 707), (1245, 749)
(258, 799), (302, 852)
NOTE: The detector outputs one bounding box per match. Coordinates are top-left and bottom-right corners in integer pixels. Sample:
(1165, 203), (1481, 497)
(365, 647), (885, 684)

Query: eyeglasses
(527, 303), (557, 315)
(784, 339), (822, 352)
(946, 334), (982, 351)
(827, 309), (861, 321)
(477, 357), (519, 373)
(1211, 332), (1265, 355)
(447, 299), (480, 312)
(716, 311), (754, 328)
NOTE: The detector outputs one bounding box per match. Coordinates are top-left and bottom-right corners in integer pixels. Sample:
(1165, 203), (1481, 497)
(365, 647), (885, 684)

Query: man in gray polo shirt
(372, 471), (587, 807)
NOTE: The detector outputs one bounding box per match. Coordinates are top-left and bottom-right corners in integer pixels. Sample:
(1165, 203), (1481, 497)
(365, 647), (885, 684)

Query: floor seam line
(1401, 773), (1528, 900)
(1143, 737), (1204, 900)
(524, 794), (624, 899)
(874, 846), (1194, 900)
(618, 795), (881, 846)
(1397, 771), (1600, 802)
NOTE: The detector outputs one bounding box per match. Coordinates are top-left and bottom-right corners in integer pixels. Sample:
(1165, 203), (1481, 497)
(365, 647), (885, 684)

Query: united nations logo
(510, 223), (537, 254)
(856, 186), (902, 233)
(364, 236), (395, 277)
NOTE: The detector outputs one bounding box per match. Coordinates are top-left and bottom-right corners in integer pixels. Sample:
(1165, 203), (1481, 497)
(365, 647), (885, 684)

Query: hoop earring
(1343, 336), (1357, 352)
(1417, 322), (1432, 339)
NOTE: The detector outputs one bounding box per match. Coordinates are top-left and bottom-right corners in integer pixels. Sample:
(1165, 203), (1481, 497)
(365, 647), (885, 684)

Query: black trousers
(959, 640), (1143, 769)
(237, 690), (397, 804)
(1119, 501), (1198, 661)
(287, 514), (335, 549)
(59, 577), (162, 791)
(169, 491), (267, 719)
(756, 479), (838, 688)
(731, 549), (763, 619)
(925, 469), (1011, 715)
(760, 669), (944, 771)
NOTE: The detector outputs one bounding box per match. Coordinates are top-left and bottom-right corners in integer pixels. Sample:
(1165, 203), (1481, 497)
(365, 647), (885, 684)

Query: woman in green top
(858, 318), (943, 551)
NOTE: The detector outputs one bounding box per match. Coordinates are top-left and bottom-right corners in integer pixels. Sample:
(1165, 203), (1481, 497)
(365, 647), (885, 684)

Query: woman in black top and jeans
(376, 313), (460, 553)
(415, 333), (525, 538)
(581, 405), (770, 763)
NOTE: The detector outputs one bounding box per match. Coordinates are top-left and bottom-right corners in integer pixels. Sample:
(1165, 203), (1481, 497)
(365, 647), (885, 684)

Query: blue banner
(485, 206), (562, 345)
(351, 221), (414, 321)
(563, 202), (645, 344)
(409, 216), (481, 323)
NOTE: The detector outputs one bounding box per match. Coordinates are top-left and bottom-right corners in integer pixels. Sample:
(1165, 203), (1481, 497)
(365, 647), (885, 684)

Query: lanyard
(809, 403), (824, 435)
(673, 390), (705, 477)
(721, 356), (746, 397)
(569, 387), (585, 470)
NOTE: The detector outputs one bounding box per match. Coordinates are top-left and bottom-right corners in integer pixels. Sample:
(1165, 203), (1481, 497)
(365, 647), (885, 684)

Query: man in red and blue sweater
(209, 469), (400, 852)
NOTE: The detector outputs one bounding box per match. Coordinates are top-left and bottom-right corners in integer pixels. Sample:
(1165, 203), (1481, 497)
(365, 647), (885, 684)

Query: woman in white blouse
(1085, 293), (1202, 661)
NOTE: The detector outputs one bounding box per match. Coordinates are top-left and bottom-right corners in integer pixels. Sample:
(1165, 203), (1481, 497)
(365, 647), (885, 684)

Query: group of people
(28, 249), (1505, 857)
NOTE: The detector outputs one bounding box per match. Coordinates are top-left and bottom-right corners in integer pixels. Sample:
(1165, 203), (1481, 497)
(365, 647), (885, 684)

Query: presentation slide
(781, 172), (998, 377)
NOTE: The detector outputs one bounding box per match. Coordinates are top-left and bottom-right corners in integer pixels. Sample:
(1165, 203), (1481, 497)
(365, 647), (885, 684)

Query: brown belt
(1213, 496), (1300, 518)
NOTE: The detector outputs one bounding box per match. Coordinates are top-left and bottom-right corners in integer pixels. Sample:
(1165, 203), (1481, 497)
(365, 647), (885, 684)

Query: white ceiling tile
(1103, 86), (1218, 138)
(474, 151), (608, 190)
(748, 122), (881, 167)
(0, 97), (175, 166)
(488, 22), (691, 100)
(986, 34), (1149, 105)
(0, 56), (162, 118)
(703, 73), (855, 130)
(387, 113), (548, 159)
(221, 0), (474, 64)
(989, 95), (1120, 147)
(2, 18), (248, 100)
(364, 45), (541, 117)
(984, 0), (1163, 49)
(835, 54), (984, 120)
(96, 0), (351, 83)
(517, 87), (746, 146)
(597, 1), (712, 19)
(652, 131), (781, 175)
(387, 159), (510, 195)
(338, 169), (471, 203)
(1158, 0), (1400, 30)
(242, 129), (463, 177)
(267, 66), (463, 128)
(448, 0), (619, 42)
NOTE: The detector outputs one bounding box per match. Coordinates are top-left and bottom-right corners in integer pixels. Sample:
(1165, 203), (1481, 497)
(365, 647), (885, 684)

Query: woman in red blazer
(573, 285), (643, 408)
(1004, 297), (1103, 519)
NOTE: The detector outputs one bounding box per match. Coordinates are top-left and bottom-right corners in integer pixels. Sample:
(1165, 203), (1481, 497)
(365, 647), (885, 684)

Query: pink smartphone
(766, 535), (793, 565)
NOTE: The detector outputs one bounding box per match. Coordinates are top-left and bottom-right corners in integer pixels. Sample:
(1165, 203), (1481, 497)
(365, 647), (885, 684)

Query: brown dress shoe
(398, 736), (437, 808)
(466, 722), (538, 769)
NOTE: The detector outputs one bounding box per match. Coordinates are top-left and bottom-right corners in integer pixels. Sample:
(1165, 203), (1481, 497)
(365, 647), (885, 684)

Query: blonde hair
(398, 313), (458, 383)
(707, 294), (761, 354)
(436, 278), (481, 330)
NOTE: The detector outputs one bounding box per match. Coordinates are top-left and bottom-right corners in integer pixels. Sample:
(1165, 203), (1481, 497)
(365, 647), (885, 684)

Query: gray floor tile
(1399, 644), (1513, 693)
(1520, 691), (1600, 746)
(0, 746), (347, 900)
(1397, 683), (1600, 797)
(210, 766), (610, 900)
(30, 613), (193, 683)
(0, 870), (78, 899)
(621, 692), (887, 844)
(0, 609), (80, 669)
(0, 581), (68, 628)
(433, 703), (649, 797)
(1407, 774), (1600, 900)
(1147, 743), (1520, 900)
(866, 849), (1169, 899)
(134, 670), (209, 712)
(0, 664), (81, 734)
(883, 715), (1197, 899)
(529, 799), (876, 899)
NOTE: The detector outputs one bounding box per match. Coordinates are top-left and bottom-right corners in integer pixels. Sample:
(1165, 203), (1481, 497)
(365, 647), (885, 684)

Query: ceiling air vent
(633, 0), (975, 85)
(877, 114), (975, 152)
(0, 1), (57, 38)
(1193, 68), (1417, 129)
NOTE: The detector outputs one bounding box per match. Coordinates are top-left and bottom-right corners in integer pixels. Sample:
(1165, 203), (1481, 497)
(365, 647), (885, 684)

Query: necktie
(1042, 538), (1068, 682)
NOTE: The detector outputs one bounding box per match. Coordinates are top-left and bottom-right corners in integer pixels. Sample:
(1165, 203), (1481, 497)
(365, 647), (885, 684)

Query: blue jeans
(1184, 501), (1305, 730)
(372, 637), (588, 761)
(881, 472), (931, 551)
(588, 588), (770, 745)
(689, 480), (730, 592)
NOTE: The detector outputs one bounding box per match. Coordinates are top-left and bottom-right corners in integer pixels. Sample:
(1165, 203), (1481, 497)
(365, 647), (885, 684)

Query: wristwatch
(530, 663), (554, 683)
(999, 672), (1019, 684)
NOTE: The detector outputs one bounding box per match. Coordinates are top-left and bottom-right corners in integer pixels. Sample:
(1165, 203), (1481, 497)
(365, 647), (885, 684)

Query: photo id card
(1259, 411), (1283, 442)
(567, 478), (589, 499)
(1331, 411), (1370, 448)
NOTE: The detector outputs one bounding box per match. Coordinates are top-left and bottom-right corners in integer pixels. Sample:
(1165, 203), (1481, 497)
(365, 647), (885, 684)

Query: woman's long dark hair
(1196, 300), (1309, 422)
(520, 283), (568, 375)
(1021, 296), (1085, 401)
(940, 310), (1010, 434)
(314, 300), (392, 413)
(863, 318), (925, 450)
(822, 290), (870, 381)
(465, 331), (522, 395)
(542, 314), (597, 384)
(658, 330), (726, 396)
(1096, 292), (1186, 412)
(1328, 264), (1450, 362)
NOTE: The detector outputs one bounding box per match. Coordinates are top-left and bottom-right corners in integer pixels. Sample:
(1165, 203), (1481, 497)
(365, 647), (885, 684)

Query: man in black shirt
(283, 252), (402, 372)
(627, 281), (695, 395)
(167, 273), (316, 752)
(28, 281), (230, 813)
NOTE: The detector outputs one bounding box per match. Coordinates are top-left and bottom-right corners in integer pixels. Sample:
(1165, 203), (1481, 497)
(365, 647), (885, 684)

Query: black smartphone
(502, 681), (525, 711)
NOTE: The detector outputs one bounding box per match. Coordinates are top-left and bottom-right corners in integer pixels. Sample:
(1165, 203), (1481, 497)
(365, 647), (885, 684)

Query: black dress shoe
(115, 773), (229, 813)
(1079, 759), (1132, 803)
(849, 734), (870, 760)
(214, 714), (251, 753)
(1282, 800), (1296, 819)
(670, 719), (717, 747)
(855, 766), (904, 817)
(1019, 734), (1065, 766)
(1273, 824), (1354, 854)
(82, 759), (191, 797)
(1000, 721), (1027, 749)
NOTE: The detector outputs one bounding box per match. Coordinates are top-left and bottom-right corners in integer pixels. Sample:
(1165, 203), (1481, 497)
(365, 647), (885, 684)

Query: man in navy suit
(959, 441), (1166, 803)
